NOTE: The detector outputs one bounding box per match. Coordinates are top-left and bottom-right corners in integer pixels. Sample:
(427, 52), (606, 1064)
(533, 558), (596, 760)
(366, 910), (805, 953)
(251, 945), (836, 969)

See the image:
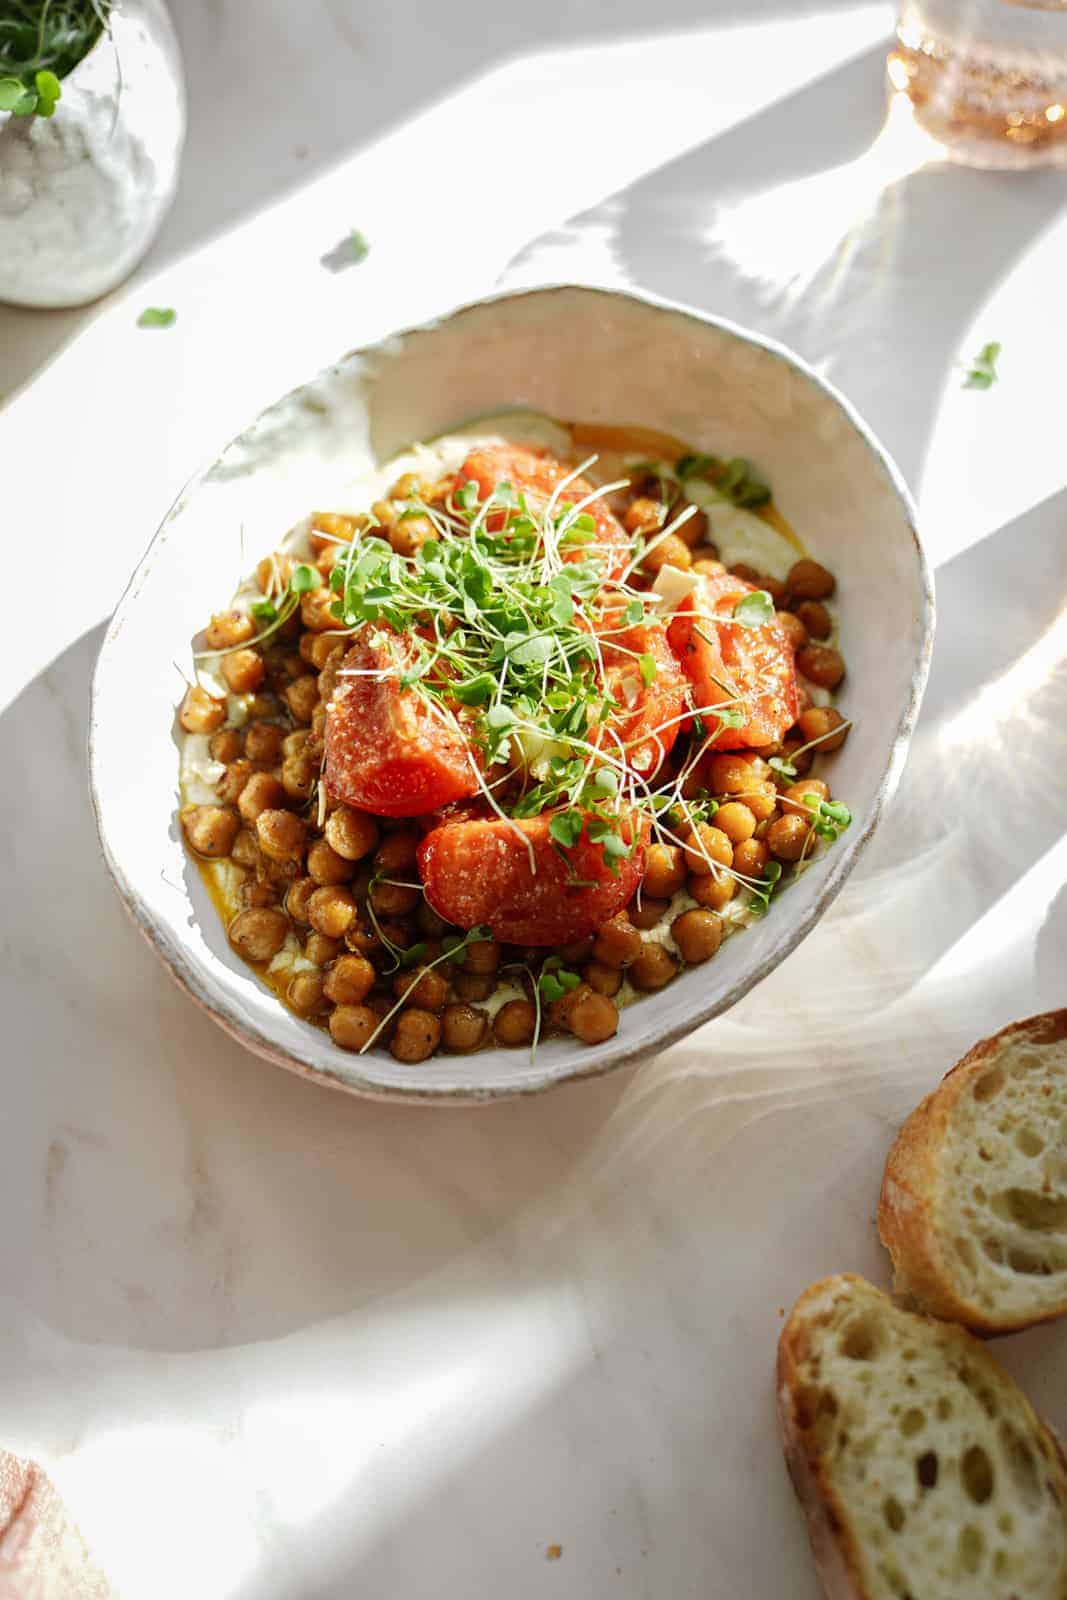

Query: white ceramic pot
(0, 0), (185, 309)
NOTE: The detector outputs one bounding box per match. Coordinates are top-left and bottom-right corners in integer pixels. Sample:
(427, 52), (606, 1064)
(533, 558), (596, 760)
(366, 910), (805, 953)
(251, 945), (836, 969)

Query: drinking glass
(889, 0), (1067, 166)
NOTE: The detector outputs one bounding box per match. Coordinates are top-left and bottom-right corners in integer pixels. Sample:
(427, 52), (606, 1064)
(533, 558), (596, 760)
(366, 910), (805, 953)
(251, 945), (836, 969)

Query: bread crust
(777, 1272), (1067, 1600)
(878, 1010), (1067, 1336)
(777, 1276), (872, 1600)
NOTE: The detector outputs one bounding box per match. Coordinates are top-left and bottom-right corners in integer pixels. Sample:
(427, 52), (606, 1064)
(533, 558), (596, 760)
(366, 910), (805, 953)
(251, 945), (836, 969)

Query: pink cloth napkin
(0, 1453), (115, 1600)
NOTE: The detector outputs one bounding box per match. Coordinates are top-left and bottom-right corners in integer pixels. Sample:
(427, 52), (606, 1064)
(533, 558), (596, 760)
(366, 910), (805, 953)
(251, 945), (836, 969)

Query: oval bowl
(90, 284), (933, 1103)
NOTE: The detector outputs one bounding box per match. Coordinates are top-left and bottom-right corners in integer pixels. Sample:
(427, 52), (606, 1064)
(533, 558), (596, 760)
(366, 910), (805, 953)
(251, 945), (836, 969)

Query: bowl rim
(88, 280), (935, 1105)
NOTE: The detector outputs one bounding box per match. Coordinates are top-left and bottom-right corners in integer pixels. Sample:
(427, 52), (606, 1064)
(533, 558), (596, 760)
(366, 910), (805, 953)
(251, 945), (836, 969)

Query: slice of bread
(778, 1274), (1067, 1600)
(879, 1011), (1067, 1334)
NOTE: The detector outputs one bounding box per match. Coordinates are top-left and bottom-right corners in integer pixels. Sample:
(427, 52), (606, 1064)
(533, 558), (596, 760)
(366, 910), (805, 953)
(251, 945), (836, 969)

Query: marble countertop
(2, 2), (1067, 1595)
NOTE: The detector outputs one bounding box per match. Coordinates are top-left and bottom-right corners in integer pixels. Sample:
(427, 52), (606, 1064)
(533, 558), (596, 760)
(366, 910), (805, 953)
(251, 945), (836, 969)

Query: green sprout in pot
(0, 0), (112, 118)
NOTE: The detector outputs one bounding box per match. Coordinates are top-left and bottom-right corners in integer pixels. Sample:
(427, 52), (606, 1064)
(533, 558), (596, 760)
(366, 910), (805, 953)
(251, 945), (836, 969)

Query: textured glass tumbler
(889, 0), (1067, 167)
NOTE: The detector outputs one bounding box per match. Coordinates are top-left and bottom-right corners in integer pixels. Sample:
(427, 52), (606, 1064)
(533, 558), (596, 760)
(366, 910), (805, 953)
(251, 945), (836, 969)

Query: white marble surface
(2, 2), (1067, 1595)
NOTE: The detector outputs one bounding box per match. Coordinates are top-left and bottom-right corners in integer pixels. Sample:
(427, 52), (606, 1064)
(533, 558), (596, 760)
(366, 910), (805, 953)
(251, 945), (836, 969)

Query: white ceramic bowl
(90, 285), (933, 1103)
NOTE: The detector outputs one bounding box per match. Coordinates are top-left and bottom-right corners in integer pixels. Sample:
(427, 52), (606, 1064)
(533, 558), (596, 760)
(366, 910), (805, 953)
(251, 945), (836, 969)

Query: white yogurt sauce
(179, 412), (835, 974)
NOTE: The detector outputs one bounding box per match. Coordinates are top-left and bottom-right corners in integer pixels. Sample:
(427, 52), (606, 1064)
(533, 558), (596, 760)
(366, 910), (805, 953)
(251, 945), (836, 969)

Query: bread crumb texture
(780, 1276), (1067, 1600)
(932, 1018), (1067, 1322)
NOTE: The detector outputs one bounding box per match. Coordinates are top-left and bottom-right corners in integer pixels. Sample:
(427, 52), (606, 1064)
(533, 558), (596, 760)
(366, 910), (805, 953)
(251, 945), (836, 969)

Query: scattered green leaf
(732, 589), (775, 628)
(138, 306), (177, 329)
(964, 340), (1001, 390)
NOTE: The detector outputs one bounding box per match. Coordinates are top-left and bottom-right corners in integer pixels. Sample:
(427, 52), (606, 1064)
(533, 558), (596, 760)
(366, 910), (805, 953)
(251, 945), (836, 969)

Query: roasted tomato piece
(324, 628), (482, 818)
(667, 571), (798, 749)
(417, 810), (648, 945)
(597, 608), (687, 781)
(456, 443), (629, 578)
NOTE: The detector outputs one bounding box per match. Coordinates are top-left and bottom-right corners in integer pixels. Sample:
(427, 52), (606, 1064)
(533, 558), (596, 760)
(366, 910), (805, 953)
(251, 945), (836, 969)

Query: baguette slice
(778, 1275), (1067, 1600)
(879, 1011), (1067, 1334)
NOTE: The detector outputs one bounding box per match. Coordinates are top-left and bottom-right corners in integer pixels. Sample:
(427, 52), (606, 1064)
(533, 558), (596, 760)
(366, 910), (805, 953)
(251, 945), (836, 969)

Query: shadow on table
(0, 0), (866, 405)
(505, 43), (1067, 490)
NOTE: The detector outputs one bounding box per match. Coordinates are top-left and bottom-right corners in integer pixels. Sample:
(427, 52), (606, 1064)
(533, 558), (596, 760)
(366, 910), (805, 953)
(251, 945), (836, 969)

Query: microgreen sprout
(0, 2), (110, 115)
(138, 307), (176, 329)
(674, 451), (771, 507)
(732, 590), (775, 628)
(964, 341), (1001, 390)
(748, 861), (783, 917)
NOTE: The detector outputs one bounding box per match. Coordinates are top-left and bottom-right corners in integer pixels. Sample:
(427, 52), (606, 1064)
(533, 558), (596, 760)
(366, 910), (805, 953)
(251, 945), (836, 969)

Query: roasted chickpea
(592, 915), (642, 969)
(228, 907), (289, 961)
(216, 759), (254, 805)
(393, 965), (449, 1012)
(307, 839), (354, 886)
(642, 534), (691, 575)
(677, 505), (709, 548)
(628, 895), (670, 931)
(452, 971), (495, 1003)
(285, 876), (317, 925)
(584, 960), (623, 997)
(221, 649), (266, 695)
(240, 877), (280, 909)
(781, 779), (829, 816)
(329, 1004), (380, 1052)
(300, 588), (337, 633)
(179, 684), (226, 734)
(706, 752), (761, 795)
(714, 801), (756, 845)
(231, 827), (260, 869)
(776, 611), (808, 652)
(390, 1008), (442, 1063)
(315, 544), (342, 579)
(692, 556), (726, 577)
(304, 932), (342, 965)
(323, 953), (376, 1005)
(389, 514), (436, 557)
(766, 814), (811, 862)
(797, 705), (850, 753)
(244, 722), (285, 766)
(283, 728), (309, 758)
(683, 824), (733, 876)
(238, 771), (288, 823)
(494, 999), (537, 1047)
(180, 803), (240, 858)
(629, 942), (679, 991)
(209, 727), (244, 763)
(287, 970), (329, 1017)
(389, 472), (423, 501)
(204, 610), (255, 650)
(441, 1003), (489, 1053)
(796, 600), (832, 640)
(672, 908), (723, 964)
(374, 831), (419, 874)
(740, 782), (779, 824)
(310, 512), (356, 549)
(762, 574), (788, 607)
(308, 885), (357, 938)
(788, 558), (836, 601)
(371, 498), (399, 529)
(256, 808), (306, 864)
(284, 674), (320, 725)
(255, 552), (296, 593)
(306, 632), (342, 671)
(562, 989), (618, 1045)
(731, 562), (761, 585)
(690, 872), (737, 910)
(731, 838), (770, 878)
(370, 879), (420, 919)
(643, 843), (686, 900)
(463, 938), (501, 975)
(281, 753), (317, 803)
(624, 496), (665, 535)
(324, 806), (379, 862)
(796, 644), (845, 691)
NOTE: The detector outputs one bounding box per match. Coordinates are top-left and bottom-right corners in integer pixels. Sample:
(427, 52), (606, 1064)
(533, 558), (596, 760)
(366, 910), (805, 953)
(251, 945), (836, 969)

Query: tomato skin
(667, 571), (798, 749)
(417, 810), (648, 945)
(597, 609), (687, 780)
(456, 444), (629, 578)
(324, 629), (482, 818)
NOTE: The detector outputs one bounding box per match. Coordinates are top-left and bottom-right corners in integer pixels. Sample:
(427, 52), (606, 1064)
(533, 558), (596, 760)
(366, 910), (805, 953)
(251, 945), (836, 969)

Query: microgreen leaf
(964, 340), (1001, 390)
(450, 673), (495, 707)
(748, 860), (783, 917)
(548, 810), (584, 849)
(0, 78), (25, 110)
(593, 768), (618, 794)
(398, 941), (429, 969)
(289, 563), (317, 594)
(137, 306), (177, 329)
(639, 652), (657, 687)
(250, 599), (277, 623)
(34, 68), (61, 115)
(348, 229), (370, 263)
(768, 755), (797, 780)
(732, 589), (775, 628)
(676, 453), (717, 480)
(718, 457), (771, 507)
(623, 599), (645, 626)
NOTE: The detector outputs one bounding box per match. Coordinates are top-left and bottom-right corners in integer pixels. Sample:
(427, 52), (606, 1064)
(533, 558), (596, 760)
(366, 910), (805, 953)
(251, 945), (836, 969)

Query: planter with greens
(0, 1), (185, 309)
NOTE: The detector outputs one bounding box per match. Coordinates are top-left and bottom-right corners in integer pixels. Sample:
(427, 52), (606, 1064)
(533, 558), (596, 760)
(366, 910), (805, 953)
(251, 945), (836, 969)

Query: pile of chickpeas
(178, 465), (850, 1061)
